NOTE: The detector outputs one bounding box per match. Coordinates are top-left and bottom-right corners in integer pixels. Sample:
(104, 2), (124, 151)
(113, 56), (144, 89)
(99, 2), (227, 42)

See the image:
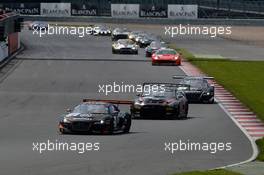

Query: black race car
(111, 28), (130, 41)
(112, 39), (138, 54)
(145, 41), (167, 57)
(131, 83), (189, 119)
(173, 76), (215, 104)
(137, 34), (158, 48)
(28, 21), (48, 30)
(59, 99), (132, 134)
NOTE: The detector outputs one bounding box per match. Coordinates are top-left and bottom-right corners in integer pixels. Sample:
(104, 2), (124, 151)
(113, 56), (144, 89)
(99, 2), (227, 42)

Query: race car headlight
(114, 44), (121, 49)
(63, 118), (70, 123)
(206, 92), (210, 95)
(175, 56), (179, 60)
(135, 101), (142, 105)
(132, 46), (137, 50)
(100, 120), (105, 124)
(154, 56), (159, 60)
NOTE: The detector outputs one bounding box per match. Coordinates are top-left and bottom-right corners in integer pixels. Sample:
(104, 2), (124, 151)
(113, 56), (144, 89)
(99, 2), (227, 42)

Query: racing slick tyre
(123, 114), (132, 133)
(182, 104), (189, 119)
(146, 52), (151, 57)
(134, 51), (138, 55)
(208, 98), (214, 104)
(108, 119), (114, 134)
(112, 49), (116, 54)
(59, 128), (67, 135)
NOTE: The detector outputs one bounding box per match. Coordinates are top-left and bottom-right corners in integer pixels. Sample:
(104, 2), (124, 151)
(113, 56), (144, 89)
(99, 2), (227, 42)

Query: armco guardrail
(0, 12), (22, 63)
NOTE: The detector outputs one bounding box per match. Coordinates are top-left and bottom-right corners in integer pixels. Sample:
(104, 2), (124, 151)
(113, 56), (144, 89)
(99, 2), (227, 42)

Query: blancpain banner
(41, 3), (71, 17)
(111, 4), (139, 18)
(168, 5), (198, 19)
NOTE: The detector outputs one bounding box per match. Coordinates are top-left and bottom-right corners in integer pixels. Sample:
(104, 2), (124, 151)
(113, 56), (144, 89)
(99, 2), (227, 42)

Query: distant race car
(152, 48), (182, 66)
(59, 99), (132, 134)
(111, 28), (130, 41)
(173, 76), (215, 104)
(92, 25), (111, 36)
(28, 21), (48, 30)
(112, 39), (138, 54)
(131, 83), (189, 119)
(136, 34), (158, 48)
(128, 31), (144, 41)
(145, 41), (167, 57)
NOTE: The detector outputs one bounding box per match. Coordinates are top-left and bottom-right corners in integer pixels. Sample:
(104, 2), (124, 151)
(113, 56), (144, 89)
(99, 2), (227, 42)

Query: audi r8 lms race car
(152, 48), (182, 66)
(28, 21), (48, 30)
(112, 39), (139, 54)
(131, 83), (189, 119)
(111, 28), (130, 41)
(59, 99), (132, 134)
(145, 41), (167, 57)
(92, 25), (111, 36)
(173, 76), (215, 104)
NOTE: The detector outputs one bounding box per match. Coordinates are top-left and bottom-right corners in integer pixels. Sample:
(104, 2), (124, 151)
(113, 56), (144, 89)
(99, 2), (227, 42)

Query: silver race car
(112, 39), (139, 54)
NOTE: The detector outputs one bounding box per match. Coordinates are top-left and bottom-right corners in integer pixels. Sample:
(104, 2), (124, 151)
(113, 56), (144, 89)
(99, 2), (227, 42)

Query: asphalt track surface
(0, 29), (253, 175)
(93, 24), (264, 60)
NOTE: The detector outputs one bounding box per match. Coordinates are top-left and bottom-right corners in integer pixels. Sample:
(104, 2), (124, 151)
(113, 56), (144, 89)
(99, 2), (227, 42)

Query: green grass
(168, 44), (195, 61)
(168, 44), (264, 122)
(192, 60), (264, 122)
(172, 169), (243, 175)
(256, 138), (264, 161)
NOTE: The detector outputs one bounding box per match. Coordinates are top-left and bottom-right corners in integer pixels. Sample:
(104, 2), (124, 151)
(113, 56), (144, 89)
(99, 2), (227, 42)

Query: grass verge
(256, 138), (264, 161)
(192, 60), (264, 122)
(171, 169), (243, 175)
(168, 44), (264, 122)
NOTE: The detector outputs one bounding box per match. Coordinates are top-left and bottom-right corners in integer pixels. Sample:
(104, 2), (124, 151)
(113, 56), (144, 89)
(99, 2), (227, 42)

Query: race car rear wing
(142, 82), (190, 91)
(173, 76), (214, 80)
(82, 99), (133, 105)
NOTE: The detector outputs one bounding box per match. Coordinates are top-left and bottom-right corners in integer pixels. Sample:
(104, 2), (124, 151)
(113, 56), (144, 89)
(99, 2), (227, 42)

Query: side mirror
(66, 108), (72, 113)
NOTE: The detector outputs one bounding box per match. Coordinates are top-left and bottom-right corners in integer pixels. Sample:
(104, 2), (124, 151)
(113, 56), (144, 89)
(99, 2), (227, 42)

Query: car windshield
(142, 86), (175, 98)
(150, 42), (162, 48)
(97, 25), (107, 29)
(181, 79), (206, 89)
(73, 104), (109, 114)
(156, 49), (177, 55)
(118, 39), (134, 44)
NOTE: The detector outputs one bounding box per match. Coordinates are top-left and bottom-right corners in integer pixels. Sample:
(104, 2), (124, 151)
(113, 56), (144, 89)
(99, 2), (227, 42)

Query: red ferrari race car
(151, 48), (182, 66)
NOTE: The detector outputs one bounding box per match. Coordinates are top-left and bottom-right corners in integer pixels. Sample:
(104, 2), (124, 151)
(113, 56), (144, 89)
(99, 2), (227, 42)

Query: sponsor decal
(41, 3), (71, 17)
(111, 4), (139, 18)
(71, 3), (97, 16)
(168, 5), (198, 19)
(3, 3), (40, 15)
(140, 4), (167, 18)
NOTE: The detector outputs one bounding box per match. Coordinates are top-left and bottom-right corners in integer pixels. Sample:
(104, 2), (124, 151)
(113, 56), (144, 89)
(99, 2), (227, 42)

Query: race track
(0, 28), (253, 175)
